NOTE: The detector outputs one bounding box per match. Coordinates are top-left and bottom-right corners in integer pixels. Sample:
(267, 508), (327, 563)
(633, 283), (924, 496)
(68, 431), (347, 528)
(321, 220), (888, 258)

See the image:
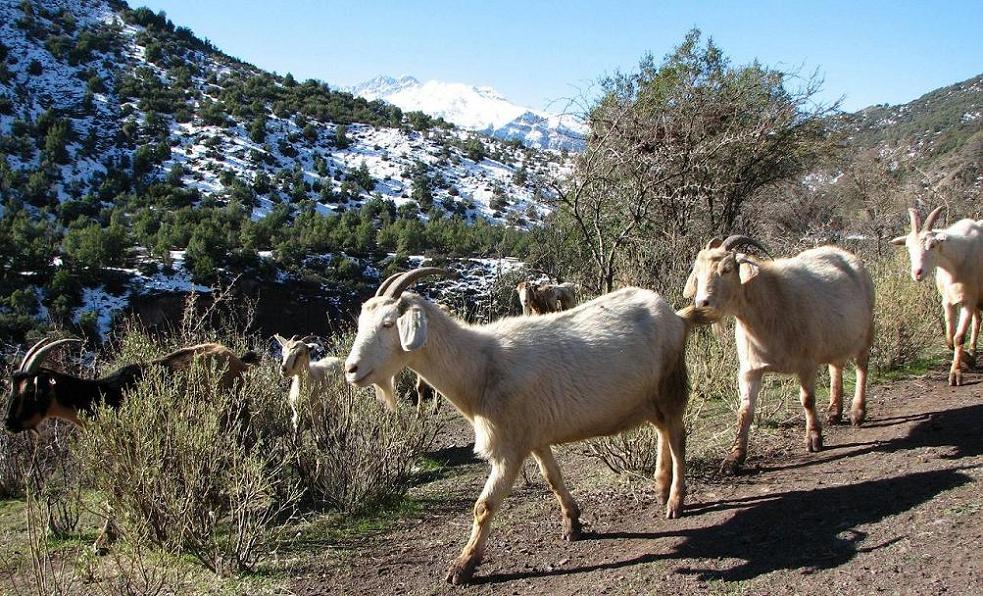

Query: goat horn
(300, 335), (317, 343)
(21, 338), (81, 375)
(721, 235), (772, 258)
(922, 206), (945, 231)
(384, 267), (450, 299)
(907, 208), (921, 233)
(18, 338), (51, 373)
(375, 272), (405, 297)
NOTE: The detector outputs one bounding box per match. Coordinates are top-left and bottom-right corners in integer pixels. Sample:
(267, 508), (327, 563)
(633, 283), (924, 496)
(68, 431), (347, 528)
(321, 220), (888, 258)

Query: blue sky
(134, 0), (983, 113)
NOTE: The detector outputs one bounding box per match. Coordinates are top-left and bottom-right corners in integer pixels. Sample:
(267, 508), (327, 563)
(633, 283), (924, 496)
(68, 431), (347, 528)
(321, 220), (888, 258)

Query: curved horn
(922, 206), (945, 231)
(300, 335), (317, 343)
(907, 208), (921, 233)
(375, 272), (405, 297)
(21, 338), (81, 375)
(721, 235), (772, 258)
(384, 267), (450, 299)
(18, 337), (51, 372)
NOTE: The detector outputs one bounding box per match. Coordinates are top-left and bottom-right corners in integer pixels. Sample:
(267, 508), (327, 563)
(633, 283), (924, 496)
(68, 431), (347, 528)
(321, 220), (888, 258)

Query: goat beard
(374, 377), (399, 412)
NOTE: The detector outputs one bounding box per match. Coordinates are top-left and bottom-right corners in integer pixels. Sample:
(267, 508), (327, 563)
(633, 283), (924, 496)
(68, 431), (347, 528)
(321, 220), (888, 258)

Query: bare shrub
(3, 492), (192, 596)
(73, 345), (299, 576)
(292, 373), (437, 514)
(0, 431), (31, 499)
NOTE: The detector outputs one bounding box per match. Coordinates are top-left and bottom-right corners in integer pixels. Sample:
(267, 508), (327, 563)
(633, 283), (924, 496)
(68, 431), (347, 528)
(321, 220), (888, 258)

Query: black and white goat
(5, 337), (258, 433)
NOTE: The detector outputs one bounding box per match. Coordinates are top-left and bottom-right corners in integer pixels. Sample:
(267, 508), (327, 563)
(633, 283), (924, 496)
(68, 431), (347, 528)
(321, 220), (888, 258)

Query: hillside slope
(0, 0), (558, 341)
(837, 74), (982, 202)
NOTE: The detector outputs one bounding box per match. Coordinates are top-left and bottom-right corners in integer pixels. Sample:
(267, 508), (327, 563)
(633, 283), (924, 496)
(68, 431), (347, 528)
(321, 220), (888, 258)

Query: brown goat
(516, 281), (579, 315)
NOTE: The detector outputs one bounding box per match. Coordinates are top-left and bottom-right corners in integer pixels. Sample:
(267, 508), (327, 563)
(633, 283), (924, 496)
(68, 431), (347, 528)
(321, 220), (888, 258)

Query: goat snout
(696, 298), (711, 308)
(913, 268), (923, 281)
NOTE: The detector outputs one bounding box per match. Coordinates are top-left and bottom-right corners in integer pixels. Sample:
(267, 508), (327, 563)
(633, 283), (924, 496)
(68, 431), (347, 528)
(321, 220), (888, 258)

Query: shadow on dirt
(476, 403), (983, 585)
(477, 467), (970, 585)
(427, 443), (479, 468)
(760, 402), (983, 473)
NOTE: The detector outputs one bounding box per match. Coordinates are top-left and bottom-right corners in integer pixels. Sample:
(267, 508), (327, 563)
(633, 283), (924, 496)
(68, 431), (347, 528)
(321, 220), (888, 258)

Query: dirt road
(295, 368), (983, 595)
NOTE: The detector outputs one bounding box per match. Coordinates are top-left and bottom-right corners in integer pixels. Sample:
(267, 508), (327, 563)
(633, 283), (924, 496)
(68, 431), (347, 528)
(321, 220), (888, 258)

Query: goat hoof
(719, 456), (744, 476)
(665, 497), (684, 519)
(806, 433), (823, 453)
(445, 557), (478, 585)
(563, 518), (583, 541)
(850, 410), (866, 427)
(949, 371), (962, 386)
(826, 412), (843, 425)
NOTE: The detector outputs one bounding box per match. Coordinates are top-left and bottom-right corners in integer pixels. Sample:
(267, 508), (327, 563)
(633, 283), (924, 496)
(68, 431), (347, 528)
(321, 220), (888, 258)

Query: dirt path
(295, 368), (983, 595)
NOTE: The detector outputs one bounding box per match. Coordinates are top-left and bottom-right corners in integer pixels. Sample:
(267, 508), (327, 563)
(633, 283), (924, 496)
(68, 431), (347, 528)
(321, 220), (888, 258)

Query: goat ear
(305, 343), (318, 350)
(683, 270), (697, 299)
(889, 236), (907, 246)
(736, 255), (759, 284)
(706, 237), (723, 249)
(397, 306), (428, 351)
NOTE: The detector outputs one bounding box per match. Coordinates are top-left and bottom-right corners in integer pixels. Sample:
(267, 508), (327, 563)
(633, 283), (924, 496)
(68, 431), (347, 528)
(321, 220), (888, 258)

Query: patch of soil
(293, 368), (983, 595)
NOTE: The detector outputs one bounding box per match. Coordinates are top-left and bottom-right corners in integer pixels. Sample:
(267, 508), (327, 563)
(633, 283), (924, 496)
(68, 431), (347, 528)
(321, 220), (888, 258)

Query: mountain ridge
(347, 74), (586, 152)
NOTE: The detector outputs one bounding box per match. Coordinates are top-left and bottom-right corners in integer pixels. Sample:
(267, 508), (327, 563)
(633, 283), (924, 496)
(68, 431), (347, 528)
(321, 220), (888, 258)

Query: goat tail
(675, 305), (723, 330)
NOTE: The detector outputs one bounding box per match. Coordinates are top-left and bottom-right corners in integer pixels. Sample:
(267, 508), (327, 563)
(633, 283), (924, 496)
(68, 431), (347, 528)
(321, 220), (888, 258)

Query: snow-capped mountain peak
(348, 75), (421, 101)
(347, 75), (585, 151)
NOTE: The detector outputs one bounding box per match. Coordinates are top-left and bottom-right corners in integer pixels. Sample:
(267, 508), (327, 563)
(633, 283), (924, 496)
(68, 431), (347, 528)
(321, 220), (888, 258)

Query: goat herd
(4, 206), (982, 585)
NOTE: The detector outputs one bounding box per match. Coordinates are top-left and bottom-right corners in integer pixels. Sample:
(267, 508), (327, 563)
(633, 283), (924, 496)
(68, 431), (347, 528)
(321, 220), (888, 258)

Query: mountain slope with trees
(0, 0), (559, 341)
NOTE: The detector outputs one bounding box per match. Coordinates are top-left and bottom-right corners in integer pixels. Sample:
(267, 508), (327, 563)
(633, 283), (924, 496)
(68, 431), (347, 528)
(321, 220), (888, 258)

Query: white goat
(274, 334), (343, 430)
(684, 236), (875, 474)
(344, 268), (719, 585)
(891, 206), (983, 385)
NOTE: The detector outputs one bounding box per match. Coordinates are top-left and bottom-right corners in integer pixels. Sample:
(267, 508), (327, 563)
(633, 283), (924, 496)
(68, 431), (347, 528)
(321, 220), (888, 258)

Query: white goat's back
(741, 246), (873, 370)
(940, 219), (983, 287)
(474, 287), (687, 447)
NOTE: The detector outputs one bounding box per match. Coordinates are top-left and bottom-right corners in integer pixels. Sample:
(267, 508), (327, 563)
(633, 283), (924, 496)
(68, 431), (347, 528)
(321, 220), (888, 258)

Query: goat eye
(382, 320), (395, 328)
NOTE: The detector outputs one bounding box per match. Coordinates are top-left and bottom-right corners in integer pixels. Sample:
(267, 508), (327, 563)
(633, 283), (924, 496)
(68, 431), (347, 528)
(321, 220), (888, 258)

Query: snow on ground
(71, 252), (211, 340)
(74, 285), (130, 338)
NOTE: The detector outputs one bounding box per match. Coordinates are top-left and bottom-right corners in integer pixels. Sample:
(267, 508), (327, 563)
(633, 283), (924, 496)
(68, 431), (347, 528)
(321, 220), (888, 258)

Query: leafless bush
(292, 372), (438, 514)
(0, 431), (31, 499)
(3, 492), (191, 596)
(73, 342), (299, 576)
